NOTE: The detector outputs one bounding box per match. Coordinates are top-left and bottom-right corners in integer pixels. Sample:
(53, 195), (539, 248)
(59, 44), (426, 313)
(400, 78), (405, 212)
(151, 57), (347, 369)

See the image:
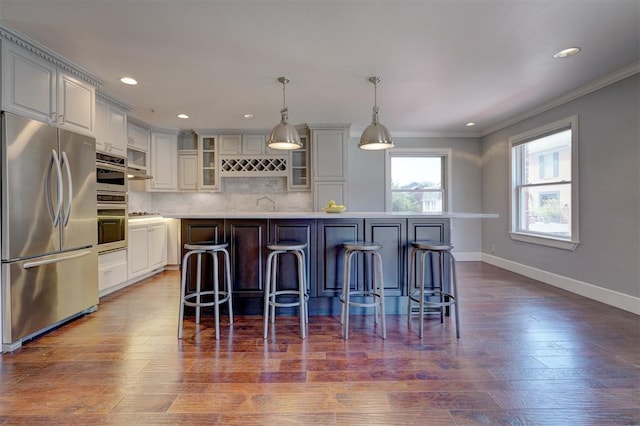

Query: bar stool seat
(263, 240), (308, 339)
(340, 240), (386, 340)
(407, 240), (460, 339)
(178, 241), (233, 340)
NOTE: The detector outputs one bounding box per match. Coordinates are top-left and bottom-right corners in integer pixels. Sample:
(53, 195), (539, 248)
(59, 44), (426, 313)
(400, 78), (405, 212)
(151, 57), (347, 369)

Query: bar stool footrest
(183, 291), (231, 308)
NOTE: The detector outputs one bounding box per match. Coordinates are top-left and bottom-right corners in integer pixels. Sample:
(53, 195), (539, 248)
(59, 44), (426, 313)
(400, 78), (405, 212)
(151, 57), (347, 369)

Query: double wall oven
(96, 153), (127, 253)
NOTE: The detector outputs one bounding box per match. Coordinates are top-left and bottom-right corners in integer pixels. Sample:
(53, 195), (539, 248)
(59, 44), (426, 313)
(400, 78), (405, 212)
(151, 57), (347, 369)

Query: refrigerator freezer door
(58, 128), (97, 251)
(1, 112), (61, 260)
(1, 247), (98, 346)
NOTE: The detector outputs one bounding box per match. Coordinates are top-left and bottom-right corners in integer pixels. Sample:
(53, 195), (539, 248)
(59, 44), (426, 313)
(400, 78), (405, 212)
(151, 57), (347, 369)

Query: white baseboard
(453, 251), (483, 261)
(481, 253), (640, 315)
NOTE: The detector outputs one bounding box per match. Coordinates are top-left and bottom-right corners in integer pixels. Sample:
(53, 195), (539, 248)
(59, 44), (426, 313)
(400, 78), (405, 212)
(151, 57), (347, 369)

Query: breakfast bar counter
(171, 212), (489, 315)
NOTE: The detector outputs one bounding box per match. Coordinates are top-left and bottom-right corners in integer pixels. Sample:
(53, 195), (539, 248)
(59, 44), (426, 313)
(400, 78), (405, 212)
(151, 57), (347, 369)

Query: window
(510, 116), (579, 250)
(385, 149), (451, 213)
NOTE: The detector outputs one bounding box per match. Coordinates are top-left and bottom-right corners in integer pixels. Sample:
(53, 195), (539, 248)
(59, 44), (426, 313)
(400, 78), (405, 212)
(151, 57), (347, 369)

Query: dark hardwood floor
(0, 262), (638, 425)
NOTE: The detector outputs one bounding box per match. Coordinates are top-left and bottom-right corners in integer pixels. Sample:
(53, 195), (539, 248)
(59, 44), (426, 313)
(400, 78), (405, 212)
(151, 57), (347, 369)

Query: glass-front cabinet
(199, 135), (219, 190)
(288, 129), (310, 191)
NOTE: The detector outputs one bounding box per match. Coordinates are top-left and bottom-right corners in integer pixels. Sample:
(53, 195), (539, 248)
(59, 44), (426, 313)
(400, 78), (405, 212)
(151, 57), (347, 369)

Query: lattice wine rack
(220, 156), (288, 176)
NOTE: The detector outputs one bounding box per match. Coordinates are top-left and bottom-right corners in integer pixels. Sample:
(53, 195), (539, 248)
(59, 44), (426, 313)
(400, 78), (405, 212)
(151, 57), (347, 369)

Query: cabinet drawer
(99, 249), (128, 293)
(99, 248), (127, 266)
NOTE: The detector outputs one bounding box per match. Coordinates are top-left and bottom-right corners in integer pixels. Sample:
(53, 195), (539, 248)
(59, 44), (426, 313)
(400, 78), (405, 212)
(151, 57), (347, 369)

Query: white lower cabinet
(98, 249), (128, 297)
(128, 218), (167, 281)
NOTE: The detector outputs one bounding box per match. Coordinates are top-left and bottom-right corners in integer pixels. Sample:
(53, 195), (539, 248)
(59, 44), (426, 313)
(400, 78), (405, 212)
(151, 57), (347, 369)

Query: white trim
(481, 254), (640, 315)
(509, 232), (578, 251)
(385, 148), (453, 213)
(509, 115), (579, 249)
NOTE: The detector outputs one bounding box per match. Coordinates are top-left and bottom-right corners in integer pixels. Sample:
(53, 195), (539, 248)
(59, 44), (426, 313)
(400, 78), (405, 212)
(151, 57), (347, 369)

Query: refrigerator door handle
(45, 149), (64, 227)
(60, 151), (73, 227)
(22, 249), (93, 269)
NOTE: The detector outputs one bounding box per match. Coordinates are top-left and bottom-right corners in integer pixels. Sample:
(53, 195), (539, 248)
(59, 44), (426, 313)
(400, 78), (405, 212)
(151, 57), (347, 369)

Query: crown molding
(150, 127), (179, 135)
(307, 123), (352, 131)
(480, 61), (640, 137)
(127, 116), (151, 129)
(96, 89), (133, 111)
(0, 22), (103, 88)
(349, 129), (481, 139)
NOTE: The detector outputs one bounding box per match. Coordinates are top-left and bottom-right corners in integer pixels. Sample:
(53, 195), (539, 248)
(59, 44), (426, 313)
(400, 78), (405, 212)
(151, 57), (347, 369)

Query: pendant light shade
(359, 76), (394, 150)
(267, 76), (301, 150)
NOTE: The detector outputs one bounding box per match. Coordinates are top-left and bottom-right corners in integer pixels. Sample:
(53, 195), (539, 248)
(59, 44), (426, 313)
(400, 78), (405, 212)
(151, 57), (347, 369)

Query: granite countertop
(161, 211), (498, 219)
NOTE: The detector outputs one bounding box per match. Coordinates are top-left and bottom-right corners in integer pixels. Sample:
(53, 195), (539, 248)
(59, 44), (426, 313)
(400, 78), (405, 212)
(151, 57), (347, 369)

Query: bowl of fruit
(323, 200), (346, 213)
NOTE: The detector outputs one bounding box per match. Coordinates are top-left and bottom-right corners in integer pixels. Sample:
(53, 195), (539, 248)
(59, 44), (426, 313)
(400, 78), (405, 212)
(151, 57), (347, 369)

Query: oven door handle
(96, 162), (127, 173)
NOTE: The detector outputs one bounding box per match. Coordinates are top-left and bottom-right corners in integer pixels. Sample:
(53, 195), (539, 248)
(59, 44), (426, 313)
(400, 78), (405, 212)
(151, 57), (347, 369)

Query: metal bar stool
(178, 241), (233, 340)
(407, 240), (460, 339)
(263, 241), (308, 339)
(340, 241), (386, 340)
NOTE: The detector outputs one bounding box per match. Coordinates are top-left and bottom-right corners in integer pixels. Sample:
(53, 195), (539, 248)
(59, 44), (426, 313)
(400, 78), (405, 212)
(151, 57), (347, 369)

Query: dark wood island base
(179, 214), (453, 316)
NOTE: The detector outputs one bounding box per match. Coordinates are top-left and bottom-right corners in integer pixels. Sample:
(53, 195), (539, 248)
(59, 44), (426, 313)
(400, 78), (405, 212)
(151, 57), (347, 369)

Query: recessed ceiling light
(177, 114), (189, 119)
(243, 114), (255, 119)
(120, 76), (138, 85)
(466, 122), (476, 127)
(553, 47), (581, 59)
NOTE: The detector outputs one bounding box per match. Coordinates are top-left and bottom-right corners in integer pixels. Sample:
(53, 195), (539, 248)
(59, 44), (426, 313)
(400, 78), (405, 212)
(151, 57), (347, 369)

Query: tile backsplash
(128, 177), (313, 214)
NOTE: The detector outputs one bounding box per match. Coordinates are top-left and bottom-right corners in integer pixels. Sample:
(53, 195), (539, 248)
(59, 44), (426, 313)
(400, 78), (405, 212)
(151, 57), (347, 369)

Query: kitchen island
(169, 212), (489, 315)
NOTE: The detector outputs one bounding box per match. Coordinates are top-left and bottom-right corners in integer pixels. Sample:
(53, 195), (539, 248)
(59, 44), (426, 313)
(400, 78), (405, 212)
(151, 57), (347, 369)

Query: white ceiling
(0, 0), (638, 136)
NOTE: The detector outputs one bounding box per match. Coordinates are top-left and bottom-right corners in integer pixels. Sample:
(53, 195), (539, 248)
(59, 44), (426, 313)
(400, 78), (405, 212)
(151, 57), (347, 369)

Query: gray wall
(347, 136), (483, 255)
(481, 74), (640, 298)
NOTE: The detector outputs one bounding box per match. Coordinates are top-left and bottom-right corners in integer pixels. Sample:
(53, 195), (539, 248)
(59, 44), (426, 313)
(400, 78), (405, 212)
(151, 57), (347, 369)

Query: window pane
(392, 190), (442, 213)
(391, 157), (442, 189)
(518, 183), (571, 237)
(524, 129), (571, 185)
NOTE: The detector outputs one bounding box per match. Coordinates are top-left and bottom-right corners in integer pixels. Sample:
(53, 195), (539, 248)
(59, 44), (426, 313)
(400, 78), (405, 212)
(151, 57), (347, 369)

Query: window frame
(385, 148), (452, 213)
(509, 115), (580, 250)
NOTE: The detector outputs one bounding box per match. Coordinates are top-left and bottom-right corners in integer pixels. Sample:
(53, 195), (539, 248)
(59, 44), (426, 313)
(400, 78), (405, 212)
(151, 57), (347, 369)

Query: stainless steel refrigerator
(1, 111), (98, 351)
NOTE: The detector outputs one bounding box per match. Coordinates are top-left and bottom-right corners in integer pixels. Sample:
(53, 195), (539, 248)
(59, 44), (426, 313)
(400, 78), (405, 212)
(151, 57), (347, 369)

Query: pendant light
(359, 76), (394, 150)
(267, 76), (302, 150)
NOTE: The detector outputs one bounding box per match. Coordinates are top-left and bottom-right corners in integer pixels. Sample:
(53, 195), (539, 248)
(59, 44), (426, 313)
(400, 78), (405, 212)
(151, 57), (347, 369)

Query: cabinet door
(314, 182), (346, 210)
(148, 222), (167, 270)
(198, 136), (219, 190)
(127, 122), (149, 151)
(94, 97), (107, 152)
(218, 135), (241, 155)
(1, 42), (56, 124)
(365, 218), (406, 296)
(149, 132), (177, 191)
(178, 154), (198, 190)
(226, 219), (267, 294)
(268, 219), (316, 296)
(316, 219), (363, 297)
(106, 103), (127, 156)
(287, 134), (309, 191)
(242, 134), (265, 155)
(58, 71), (95, 135)
(128, 225), (150, 278)
(312, 129), (347, 180)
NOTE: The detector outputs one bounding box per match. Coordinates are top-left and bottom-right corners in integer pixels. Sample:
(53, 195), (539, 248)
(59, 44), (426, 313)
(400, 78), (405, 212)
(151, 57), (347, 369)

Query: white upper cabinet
(218, 134), (273, 156)
(149, 131), (178, 191)
(57, 71), (95, 135)
(1, 40), (96, 136)
(310, 124), (350, 209)
(95, 92), (128, 156)
(218, 134), (242, 155)
(127, 121), (150, 152)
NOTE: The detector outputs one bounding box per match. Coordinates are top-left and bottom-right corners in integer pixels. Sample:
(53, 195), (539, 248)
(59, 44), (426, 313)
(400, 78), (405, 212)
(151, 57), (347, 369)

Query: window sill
(509, 232), (579, 251)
